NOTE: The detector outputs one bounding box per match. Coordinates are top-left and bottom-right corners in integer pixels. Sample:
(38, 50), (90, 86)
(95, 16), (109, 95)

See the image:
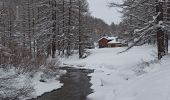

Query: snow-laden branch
(127, 14), (148, 23)
(120, 26), (155, 53)
(119, 11), (161, 53)
(109, 0), (153, 10)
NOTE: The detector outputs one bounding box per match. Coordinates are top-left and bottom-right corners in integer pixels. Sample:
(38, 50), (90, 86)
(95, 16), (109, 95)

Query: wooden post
(156, 0), (165, 60)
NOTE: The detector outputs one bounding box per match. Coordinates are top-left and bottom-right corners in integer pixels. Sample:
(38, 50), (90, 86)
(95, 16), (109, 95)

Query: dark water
(30, 67), (94, 100)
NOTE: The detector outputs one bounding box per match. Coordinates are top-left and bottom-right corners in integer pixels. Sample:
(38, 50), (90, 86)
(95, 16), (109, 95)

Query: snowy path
(29, 67), (93, 100)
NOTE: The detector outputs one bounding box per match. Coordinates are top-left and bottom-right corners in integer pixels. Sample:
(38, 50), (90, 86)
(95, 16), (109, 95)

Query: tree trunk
(78, 0), (83, 58)
(66, 0), (72, 56)
(165, 34), (168, 54)
(156, 0), (165, 60)
(51, 0), (57, 58)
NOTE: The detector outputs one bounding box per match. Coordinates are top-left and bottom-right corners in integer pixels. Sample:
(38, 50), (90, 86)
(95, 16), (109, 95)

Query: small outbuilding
(98, 37), (109, 48)
(98, 36), (126, 48)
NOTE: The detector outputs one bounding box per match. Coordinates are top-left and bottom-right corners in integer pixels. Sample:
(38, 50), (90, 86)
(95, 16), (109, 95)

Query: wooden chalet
(98, 36), (127, 48)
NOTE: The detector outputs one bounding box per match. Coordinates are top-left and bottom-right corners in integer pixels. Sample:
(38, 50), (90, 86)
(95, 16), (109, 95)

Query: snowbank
(61, 46), (155, 70)
(0, 67), (66, 100)
(61, 45), (170, 100)
(114, 56), (170, 100)
(31, 71), (65, 98)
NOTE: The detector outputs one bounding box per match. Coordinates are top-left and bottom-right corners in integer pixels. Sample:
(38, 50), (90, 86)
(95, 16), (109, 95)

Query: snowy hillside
(61, 45), (170, 100)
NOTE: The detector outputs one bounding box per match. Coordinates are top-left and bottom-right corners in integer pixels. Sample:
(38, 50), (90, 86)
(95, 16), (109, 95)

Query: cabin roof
(98, 36), (118, 41)
(108, 40), (121, 44)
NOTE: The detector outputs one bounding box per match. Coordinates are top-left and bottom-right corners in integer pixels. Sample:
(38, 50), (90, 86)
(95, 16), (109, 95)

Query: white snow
(33, 80), (62, 97)
(61, 45), (170, 100)
(98, 36), (118, 41)
(106, 36), (118, 40)
(61, 45), (155, 69)
(0, 68), (65, 100)
(0, 68), (33, 99)
(31, 72), (64, 98)
(108, 40), (121, 44)
(113, 56), (170, 100)
(2, 44), (170, 100)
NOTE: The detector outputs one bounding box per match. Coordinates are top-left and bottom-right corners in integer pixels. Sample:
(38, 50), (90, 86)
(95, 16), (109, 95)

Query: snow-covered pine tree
(109, 0), (170, 59)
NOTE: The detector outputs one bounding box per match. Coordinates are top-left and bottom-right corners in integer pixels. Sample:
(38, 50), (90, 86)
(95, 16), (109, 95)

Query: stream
(30, 67), (94, 100)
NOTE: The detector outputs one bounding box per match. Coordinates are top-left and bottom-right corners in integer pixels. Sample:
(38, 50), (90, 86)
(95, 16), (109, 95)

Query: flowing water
(30, 67), (94, 100)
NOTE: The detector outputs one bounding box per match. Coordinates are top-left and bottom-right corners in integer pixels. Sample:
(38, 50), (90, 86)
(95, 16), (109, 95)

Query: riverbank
(61, 45), (170, 100)
(0, 65), (66, 100)
(29, 67), (93, 100)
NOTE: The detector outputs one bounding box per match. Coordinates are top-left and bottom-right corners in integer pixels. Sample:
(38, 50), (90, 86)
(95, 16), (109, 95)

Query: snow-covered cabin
(98, 36), (124, 48)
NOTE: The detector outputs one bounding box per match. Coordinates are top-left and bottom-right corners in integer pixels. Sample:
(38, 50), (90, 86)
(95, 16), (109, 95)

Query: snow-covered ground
(61, 45), (170, 100)
(0, 67), (66, 100)
(30, 70), (65, 99)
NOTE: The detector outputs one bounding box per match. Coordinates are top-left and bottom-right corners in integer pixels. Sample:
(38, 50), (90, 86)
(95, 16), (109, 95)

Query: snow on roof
(99, 36), (121, 44)
(108, 40), (121, 44)
(106, 36), (118, 40)
(98, 36), (118, 41)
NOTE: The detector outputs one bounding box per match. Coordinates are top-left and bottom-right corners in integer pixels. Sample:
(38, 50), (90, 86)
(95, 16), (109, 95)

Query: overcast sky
(87, 0), (122, 25)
